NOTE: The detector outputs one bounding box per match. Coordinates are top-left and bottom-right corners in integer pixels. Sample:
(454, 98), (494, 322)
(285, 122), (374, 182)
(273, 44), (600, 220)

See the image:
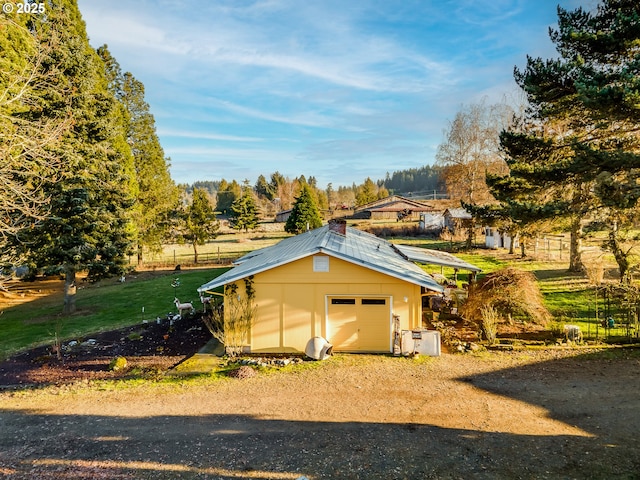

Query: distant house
(485, 227), (519, 250)
(419, 212), (445, 230)
(275, 209), (292, 223)
(443, 208), (473, 233)
(198, 220), (480, 354)
(353, 195), (433, 221)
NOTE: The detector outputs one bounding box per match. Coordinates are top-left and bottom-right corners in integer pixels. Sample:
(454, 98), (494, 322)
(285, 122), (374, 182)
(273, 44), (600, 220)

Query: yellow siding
(282, 288), (314, 351)
(251, 284), (282, 352)
(243, 254), (423, 353)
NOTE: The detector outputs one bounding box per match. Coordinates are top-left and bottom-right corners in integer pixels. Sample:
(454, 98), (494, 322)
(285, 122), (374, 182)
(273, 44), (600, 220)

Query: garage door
(326, 296), (391, 352)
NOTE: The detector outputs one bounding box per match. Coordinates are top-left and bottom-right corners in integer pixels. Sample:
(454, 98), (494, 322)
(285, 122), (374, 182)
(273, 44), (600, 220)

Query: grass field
(0, 267), (229, 360)
(136, 229), (290, 267)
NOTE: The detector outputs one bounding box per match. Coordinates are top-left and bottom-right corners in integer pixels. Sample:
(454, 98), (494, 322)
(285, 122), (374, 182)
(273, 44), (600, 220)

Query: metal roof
(395, 244), (482, 272)
(198, 225), (445, 293)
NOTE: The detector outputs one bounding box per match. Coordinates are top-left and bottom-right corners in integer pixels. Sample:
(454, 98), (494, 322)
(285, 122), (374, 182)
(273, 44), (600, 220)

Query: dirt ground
(0, 310), (212, 387)
(1, 343), (640, 479)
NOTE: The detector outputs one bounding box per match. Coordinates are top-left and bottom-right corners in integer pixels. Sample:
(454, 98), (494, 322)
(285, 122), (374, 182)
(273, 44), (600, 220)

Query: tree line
(0, 1), (186, 312)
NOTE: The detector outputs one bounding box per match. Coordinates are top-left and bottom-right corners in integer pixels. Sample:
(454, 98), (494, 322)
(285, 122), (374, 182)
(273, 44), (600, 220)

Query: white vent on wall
(313, 255), (329, 272)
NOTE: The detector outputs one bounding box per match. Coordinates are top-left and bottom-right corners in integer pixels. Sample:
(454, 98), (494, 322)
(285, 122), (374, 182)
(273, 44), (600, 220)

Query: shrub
(480, 305), (500, 344)
(549, 321), (565, 338)
(201, 278), (256, 358)
(127, 331), (143, 341)
(462, 267), (551, 328)
(108, 356), (127, 371)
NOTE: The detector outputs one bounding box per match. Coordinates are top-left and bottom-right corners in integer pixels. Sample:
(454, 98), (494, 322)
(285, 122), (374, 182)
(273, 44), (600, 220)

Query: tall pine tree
(489, 0), (640, 275)
(230, 184), (259, 232)
(18, 0), (136, 313)
(0, 12), (72, 267)
(180, 188), (219, 264)
(285, 183), (323, 234)
(97, 45), (178, 265)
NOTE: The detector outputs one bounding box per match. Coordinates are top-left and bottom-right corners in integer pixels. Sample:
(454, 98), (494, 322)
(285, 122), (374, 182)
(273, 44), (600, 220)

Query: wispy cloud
(205, 98), (338, 129)
(79, 0), (570, 186)
(157, 129), (263, 143)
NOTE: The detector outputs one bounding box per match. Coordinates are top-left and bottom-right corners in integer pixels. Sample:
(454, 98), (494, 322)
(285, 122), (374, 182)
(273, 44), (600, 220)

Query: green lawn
(0, 267), (229, 360)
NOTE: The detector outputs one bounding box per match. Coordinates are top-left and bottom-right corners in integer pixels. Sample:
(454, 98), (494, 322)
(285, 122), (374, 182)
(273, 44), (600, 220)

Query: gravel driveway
(1, 349), (639, 479)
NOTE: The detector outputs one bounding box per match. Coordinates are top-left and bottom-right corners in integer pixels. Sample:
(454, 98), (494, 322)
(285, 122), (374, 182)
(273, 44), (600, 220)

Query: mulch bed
(0, 312), (213, 388)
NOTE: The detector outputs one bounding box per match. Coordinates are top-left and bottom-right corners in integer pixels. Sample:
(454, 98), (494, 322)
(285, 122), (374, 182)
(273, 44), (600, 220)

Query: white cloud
(157, 129), (263, 143)
(206, 98), (339, 129)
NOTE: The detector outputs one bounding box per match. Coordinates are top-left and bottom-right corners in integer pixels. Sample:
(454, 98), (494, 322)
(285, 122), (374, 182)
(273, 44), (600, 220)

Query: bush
(201, 279), (256, 358)
(108, 356), (127, 371)
(480, 305), (499, 344)
(127, 331), (143, 341)
(549, 321), (565, 338)
(462, 267), (551, 328)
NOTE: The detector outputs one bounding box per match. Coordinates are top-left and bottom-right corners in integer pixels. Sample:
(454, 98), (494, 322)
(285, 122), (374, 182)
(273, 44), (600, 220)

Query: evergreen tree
(326, 183), (336, 210)
(18, 0), (136, 313)
(254, 174), (274, 199)
(181, 188), (219, 264)
(269, 171), (286, 199)
(285, 184), (323, 234)
(0, 13), (72, 266)
(491, 0), (640, 274)
(217, 179), (242, 214)
(381, 165), (445, 195)
(355, 177), (379, 206)
(230, 185), (259, 232)
(97, 45), (179, 265)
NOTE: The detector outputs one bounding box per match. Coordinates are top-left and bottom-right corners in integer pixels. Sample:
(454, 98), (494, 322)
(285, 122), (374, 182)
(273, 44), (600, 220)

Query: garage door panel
(358, 300), (391, 351)
(327, 296), (390, 352)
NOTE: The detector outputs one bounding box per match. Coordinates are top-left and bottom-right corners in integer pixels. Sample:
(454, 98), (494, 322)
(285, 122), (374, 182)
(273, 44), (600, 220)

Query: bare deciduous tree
(0, 18), (71, 271)
(437, 100), (513, 204)
(436, 99), (514, 247)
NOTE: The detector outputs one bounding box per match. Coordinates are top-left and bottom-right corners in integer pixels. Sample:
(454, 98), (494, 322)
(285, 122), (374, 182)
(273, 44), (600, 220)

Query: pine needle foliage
(285, 183), (322, 234)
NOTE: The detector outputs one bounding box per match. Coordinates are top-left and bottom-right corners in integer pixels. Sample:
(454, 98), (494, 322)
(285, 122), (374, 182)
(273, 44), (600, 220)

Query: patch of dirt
(0, 312), (212, 388)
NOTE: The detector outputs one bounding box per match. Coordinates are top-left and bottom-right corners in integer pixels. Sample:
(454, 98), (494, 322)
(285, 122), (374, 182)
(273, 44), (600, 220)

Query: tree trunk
(608, 221), (630, 282)
(137, 243), (143, 266)
(568, 217), (584, 273)
(63, 266), (77, 315)
(520, 237), (527, 258)
(465, 220), (474, 250)
(193, 241), (199, 264)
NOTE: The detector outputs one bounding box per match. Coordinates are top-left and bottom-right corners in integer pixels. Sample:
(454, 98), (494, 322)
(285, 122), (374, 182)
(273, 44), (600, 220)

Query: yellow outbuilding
(198, 220), (479, 354)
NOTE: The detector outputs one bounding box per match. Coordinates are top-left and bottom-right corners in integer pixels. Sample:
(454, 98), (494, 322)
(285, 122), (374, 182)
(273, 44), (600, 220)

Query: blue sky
(77, 0), (589, 188)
